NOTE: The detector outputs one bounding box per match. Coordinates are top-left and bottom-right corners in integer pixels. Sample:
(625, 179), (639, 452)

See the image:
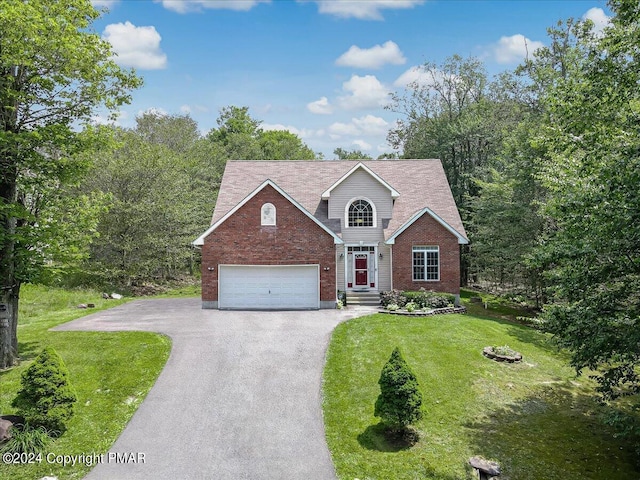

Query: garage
(218, 265), (320, 310)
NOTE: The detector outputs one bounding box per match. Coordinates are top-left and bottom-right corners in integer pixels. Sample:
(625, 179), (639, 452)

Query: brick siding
(392, 212), (461, 294)
(201, 185), (336, 303)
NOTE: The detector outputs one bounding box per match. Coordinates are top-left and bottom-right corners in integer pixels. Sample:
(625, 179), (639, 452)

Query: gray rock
(469, 456), (501, 476)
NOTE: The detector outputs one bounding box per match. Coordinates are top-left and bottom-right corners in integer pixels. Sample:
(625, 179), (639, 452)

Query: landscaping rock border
(482, 346), (522, 363)
(380, 306), (467, 317)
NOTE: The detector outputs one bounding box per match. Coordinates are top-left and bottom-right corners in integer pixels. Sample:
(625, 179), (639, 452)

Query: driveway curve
(53, 298), (372, 480)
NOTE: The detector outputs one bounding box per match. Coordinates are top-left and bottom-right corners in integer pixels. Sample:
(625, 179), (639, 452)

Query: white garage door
(219, 265), (320, 310)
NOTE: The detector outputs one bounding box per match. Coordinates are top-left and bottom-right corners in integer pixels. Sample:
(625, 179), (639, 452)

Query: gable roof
(205, 159), (467, 242)
(386, 207), (469, 245)
(193, 179), (344, 246)
(321, 162), (400, 200)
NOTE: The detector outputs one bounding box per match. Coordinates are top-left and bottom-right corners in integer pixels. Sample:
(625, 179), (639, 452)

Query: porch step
(346, 291), (381, 307)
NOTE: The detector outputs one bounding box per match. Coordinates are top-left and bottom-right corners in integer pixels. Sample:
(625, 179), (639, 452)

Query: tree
(374, 347), (423, 433)
(0, 0), (141, 368)
(79, 116), (223, 287)
(533, 0), (640, 400)
(207, 106), (318, 160)
(12, 346), (77, 436)
(333, 147), (372, 160)
(259, 130), (317, 160)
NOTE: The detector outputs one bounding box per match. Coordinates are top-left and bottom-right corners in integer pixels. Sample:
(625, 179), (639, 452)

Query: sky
(90, 0), (611, 158)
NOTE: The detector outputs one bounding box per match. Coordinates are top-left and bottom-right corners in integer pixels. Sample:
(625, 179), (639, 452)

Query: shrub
(405, 302), (417, 312)
(404, 289), (455, 309)
(0, 425), (50, 455)
(386, 303), (399, 311)
(374, 347), (423, 432)
(12, 346), (77, 437)
(380, 290), (407, 308)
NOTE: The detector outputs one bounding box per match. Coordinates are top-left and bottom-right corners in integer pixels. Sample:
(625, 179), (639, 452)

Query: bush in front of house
(11, 346), (77, 437)
(380, 290), (408, 308)
(404, 289), (455, 309)
(374, 347), (423, 434)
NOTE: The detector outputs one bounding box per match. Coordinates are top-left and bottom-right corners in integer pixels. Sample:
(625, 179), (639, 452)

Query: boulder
(0, 415), (24, 444)
(469, 456), (501, 477)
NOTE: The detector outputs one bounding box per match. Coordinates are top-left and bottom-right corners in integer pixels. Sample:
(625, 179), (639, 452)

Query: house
(193, 160), (468, 310)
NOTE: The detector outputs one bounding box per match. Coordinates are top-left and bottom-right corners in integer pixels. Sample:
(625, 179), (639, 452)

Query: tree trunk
(0, 148), (20, 368)
(0, 284), (19, 369)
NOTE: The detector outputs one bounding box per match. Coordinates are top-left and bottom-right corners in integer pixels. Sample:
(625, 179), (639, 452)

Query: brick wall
(392, 212), (461, 294)
(201, 185), (336, 303)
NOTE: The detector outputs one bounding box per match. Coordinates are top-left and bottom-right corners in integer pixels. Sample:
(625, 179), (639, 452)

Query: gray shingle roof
(211, 159), (467, 241)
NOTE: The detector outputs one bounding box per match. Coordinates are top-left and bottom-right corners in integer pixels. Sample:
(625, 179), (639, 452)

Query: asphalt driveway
(53, 298), (371, 480)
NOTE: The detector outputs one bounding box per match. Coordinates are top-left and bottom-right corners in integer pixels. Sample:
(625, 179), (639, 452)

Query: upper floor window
(261, 203), (276, 226)
(348, 199), (373, 227)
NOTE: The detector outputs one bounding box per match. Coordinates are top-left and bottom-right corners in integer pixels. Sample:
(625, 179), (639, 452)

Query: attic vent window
(261, 203), (276, 226)
(348, 199), (373, 227)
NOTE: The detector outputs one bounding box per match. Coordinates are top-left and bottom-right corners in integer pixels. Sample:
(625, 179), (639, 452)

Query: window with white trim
(348, 199), (373, 227)
(261, 203), (276, 225)
(413, 246), (439, 281)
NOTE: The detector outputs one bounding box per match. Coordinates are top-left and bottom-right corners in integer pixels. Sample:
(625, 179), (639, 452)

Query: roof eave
(322, 162), (400, 200)
(192, 179), (344, 246)
(385, 207), (469, 245)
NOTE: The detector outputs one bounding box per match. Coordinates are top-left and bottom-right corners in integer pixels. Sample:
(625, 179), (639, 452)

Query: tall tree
(534, 0), (640, 400)
(333, 147), (372, 160)
(0, 0), (141, 368)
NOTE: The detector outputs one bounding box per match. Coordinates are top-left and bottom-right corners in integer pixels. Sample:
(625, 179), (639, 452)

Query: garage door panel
(219, 265), (319, 309)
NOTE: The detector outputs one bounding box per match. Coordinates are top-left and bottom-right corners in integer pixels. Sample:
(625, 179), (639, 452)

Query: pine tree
(12, 347), (77, 436)
(374, 347), (423, 432)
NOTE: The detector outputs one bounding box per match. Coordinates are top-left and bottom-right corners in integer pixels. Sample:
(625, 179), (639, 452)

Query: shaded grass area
(323, 312), (640, 480)
(0, 284), (171, 480)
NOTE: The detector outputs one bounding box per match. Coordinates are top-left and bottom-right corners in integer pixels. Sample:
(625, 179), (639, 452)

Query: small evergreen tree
(12, 347), (77, 437)
(374, 347), (423, 432)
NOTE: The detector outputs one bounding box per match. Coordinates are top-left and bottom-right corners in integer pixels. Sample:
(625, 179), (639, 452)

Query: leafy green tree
(0, 0), (141, 368)
(12, 347), (77, 436)
(259, 130), (317, 160)
(374, 347), (423, 432)
(533, 0), (640, 400)
(333, 147), (372, 160)
(207, 106), (263, 159)
(79, 119), (222, 286)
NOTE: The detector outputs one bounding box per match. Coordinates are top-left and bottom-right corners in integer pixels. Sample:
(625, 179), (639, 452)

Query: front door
(355, 254), (368, 286)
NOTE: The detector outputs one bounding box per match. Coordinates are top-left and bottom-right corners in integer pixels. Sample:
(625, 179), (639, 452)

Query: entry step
(346, 291), (381, 306)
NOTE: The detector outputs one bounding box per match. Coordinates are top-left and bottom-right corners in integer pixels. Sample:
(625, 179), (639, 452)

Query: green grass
(0, 284), (171, 480)
(323, 312), (640, 480)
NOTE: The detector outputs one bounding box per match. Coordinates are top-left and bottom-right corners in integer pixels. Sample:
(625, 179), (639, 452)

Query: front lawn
(0, 285), (171, 480)
(323, 312), (639, 479)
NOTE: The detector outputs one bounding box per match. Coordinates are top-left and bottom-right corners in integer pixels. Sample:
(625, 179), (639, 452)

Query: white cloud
(490, 34), (544, 64)
(309, 0), (424, 21)
(352, 139), (372, 151)
(102, 22), (167, 70)
(336, 41), (406, 69)
(394, 65), (433, 87)
(352, 115), (389, 136)
(307, 96), (334, 115)
(156, 0), (270, 13)
(338, 75), (391, 110)
(91, 110), (128, 126)
(328, 115), (389, 139)
(582, 7), (611, 36)
(137, 107), (169, 117)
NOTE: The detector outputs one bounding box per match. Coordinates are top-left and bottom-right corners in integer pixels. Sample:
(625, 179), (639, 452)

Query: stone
(469, 456), (501, 477)
(111, 293), (123, 300)
(0, 415), (24, 444)
(87, 303), (96, 308)
(77, 304), (88, 309)
(102, 292), (110, 299)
